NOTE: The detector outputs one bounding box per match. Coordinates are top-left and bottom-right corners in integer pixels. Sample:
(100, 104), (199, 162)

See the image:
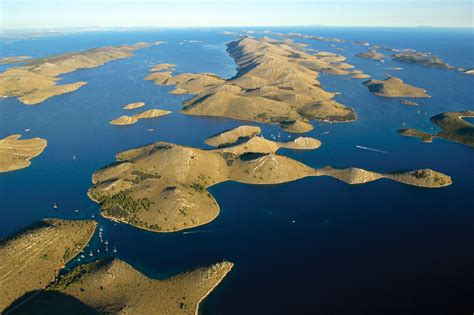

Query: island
(363, 76), (430, 98)
(0, 41), (164, 105)
(0, 55), (32, 65)
(392, 51), (455, 69)
(349, 70), (370, 79)
(87, 125), (451, 233)
(356, 50), (386, 62)
(145, 36), (359, 133)
(8, 259), (233, 315)
(398, 111), (474, 147)
(0, 134), (47, 172)
(150, 63), (175, 72)
(123, 101), (146, 110)
(0, 219), (96, 312)
(110, 109), (171, 125)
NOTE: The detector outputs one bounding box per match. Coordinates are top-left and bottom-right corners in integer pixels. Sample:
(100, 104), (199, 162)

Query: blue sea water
(0, 27), (473, 314)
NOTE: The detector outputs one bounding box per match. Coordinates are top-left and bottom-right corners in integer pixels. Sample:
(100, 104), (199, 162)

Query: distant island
(363, 76), (430, 98)
(0, 55), (32, 65)
(145, 36), (362, 133)
(0, 41), (164, 105)
(88, 125), (451, 233)
(356, 50), (386, 62)
(0, 134), (47, 172)
(398, 111), (474, 147)
(392, 51), (455, 70)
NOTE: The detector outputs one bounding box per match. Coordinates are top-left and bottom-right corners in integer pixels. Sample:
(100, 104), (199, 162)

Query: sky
(1, 0), (473, 29)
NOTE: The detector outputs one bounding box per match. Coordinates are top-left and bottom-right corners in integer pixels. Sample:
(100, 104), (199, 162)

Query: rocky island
(0, 219), (96, 312)
(356, 50), (386, 62)
(10, 259), (233, 315)
(398, 111), (474, 147)
(392, 51), (455, 69)
(123, 101), (146, 110)
(87, 125), (451, 233)
(363, 76), (430, 98)
(0, 134), (47, 172)
(0, 55), (32, 65)
(145, 36), (359, 133)
(0, 41), (164, 105)
(110, 109), (171, 125)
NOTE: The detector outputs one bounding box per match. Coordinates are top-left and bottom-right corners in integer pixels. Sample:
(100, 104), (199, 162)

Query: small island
(88, 125), (451, 233)
(356, 50), (386, 62)
(392, 51), (454, 69)
(398, 111), (474, 147)
(123, 101), (146, 110)
(349, 70), (371, 79)
(9, 259), (233, 315)
(363, 76), (430, 98)
(0, 55), (32, 65)
(0, 134), (47, 172)
(145, 36), (359, 133)
(150, 63), (176, 72)
(0, 219), (96, 312)
(0, 41), (164, 105)
(110, 109), (171, 125)
(464, 69), (474, 75)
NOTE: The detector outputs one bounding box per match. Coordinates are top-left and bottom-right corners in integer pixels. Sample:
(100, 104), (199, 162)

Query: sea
(0, 27), (473, 314)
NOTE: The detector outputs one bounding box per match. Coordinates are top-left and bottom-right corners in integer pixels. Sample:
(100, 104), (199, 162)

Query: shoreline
(195, 263), (233, 315)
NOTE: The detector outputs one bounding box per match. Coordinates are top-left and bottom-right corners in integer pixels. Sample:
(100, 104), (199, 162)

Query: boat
(53, 203), (58, 209)
(89, 251), (93, 257)
(113, 246), (117, 253)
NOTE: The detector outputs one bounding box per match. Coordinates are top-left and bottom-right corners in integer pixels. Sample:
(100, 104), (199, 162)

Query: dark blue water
(1, 28), (473, 314)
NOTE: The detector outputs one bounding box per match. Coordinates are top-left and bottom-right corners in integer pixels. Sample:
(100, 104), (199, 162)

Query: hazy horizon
(1, 0), (473, 30)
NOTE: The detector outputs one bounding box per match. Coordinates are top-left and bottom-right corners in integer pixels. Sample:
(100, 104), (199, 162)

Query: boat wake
(356, 145), (389, 154)
(182, 230), (213, 235)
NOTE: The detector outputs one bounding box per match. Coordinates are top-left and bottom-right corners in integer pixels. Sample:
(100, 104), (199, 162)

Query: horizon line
(2, 24), (473, 32)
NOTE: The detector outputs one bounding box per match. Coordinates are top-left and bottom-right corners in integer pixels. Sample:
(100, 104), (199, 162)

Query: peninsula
(398, 111), (474, 147)
(0, 134), (47, 172)
(145, 36), (359, 133)
(88, 126), (451, 233)
(0, 219), (96, 312)
(363, 76), (430, 98)
(0, 41), (164, 105)
(9, 259), (233, 315)
(110, 109), (171, 125)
